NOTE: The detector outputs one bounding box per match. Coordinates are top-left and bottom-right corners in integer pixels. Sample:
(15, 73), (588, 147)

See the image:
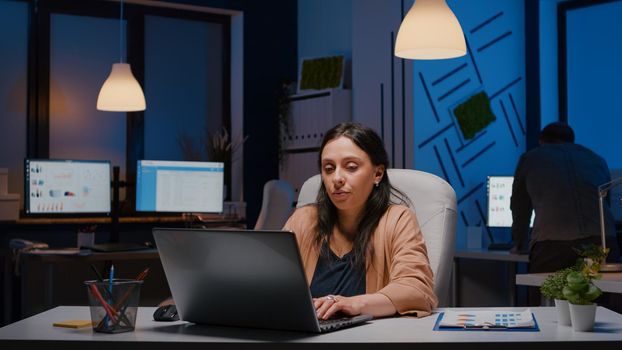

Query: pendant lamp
(395, 0), (466, 60)
(97, 0), (146, 111)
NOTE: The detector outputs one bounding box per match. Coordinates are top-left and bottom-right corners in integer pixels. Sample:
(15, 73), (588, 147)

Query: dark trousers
(527, 235), (621, 306)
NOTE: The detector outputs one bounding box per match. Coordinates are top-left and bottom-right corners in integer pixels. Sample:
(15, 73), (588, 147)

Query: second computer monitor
(487, 175), (534, 228)
(25, 159), (111, 215)
(136, 160), (224, 213)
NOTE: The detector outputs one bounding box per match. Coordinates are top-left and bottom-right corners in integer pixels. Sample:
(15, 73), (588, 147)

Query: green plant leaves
(540, 267), (576, 300)
(562, 271), (602, 305)
(584, 284), (602, 301)
(299, 56), (344, 91)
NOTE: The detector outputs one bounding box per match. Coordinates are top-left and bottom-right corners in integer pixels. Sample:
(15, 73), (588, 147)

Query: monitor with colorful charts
(25, 159), (111, 215)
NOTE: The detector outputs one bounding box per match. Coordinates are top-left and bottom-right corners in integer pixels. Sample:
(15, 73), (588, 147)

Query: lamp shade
(395, 0), (467, 60)
(97, 63), (146, 112)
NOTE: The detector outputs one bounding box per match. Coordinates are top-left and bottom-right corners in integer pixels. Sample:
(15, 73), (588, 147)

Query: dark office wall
(539, 0), (562, 128)
(559, 0), (622, 168)
(234, 0), (298, 228)
(153, 0), (299, 227)
(142, 16), (226, 162)
(0, 0), (28, 203)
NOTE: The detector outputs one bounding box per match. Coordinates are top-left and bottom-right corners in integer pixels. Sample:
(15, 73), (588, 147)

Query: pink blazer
(283, 204), (438, 317)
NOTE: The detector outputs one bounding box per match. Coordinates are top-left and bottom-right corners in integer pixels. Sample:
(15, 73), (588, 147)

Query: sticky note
(53, 320), (94, 328)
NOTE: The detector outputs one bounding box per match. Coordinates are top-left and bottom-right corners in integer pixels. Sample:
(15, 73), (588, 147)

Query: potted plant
(574, 243), (608, 276)
(563, 271), (602, 331)
(177, 126), (248, 201)
(540, 267), (577, 326)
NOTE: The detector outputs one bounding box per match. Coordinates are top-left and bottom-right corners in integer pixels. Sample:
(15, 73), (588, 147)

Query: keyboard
(318, 314), (373, 332)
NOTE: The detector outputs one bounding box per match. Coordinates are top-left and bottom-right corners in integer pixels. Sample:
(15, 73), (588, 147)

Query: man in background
(510, 122), (620, 305)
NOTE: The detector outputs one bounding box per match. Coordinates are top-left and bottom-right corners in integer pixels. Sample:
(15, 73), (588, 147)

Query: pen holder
(85, 279), (143, 333)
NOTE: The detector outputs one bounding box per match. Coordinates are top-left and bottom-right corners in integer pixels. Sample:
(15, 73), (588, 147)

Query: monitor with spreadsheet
(487, 175), (534, 228)
(25, 159), (111, 215)
(136, 160), (224, 213)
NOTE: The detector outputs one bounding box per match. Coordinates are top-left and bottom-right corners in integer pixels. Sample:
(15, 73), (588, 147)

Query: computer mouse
(153, 304), (179, 322)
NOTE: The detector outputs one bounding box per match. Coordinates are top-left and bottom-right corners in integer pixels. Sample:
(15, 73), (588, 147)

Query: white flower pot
(554, 299), (571, 326)
(569, 303), (597, 332)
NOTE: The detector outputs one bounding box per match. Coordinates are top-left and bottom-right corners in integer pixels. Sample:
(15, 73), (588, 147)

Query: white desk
(453, 249), (529, 306)
(454, 249), (529, 263)
(1, 306), (621, 349)
(516, 272), (622, 294)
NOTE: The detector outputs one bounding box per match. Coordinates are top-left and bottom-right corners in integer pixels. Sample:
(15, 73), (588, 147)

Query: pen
(89, 284), (117, 324)
(90, 264), (104, 282)
(111, 304), (130, 328)
(104, 265), (115, 327)
(92, 263), (132, 328)
(106, 267), (151, 328)
(112, 268), (150, 310)
(112, 267), (150, 326)
(108, 265), (115, 303)
(91, 265), (110, 329)
(108, 265), (115, 290)
(91, 264), (118, 301)
(136, 267), (150, 281)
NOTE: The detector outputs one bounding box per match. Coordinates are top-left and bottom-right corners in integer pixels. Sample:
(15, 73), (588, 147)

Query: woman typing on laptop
(283, 122), (438, 320)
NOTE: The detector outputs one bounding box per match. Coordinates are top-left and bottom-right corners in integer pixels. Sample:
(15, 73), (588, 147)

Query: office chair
(296, 169), (457, 306)
(254, 179), (296, 230)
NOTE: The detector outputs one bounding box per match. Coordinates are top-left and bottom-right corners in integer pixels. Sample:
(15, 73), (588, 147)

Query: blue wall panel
(414, 0), (526, 247)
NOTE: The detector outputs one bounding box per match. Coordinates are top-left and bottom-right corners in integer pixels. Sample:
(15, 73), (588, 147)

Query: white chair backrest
(296, 169), (457, 306)
(254, 179), (295, 230)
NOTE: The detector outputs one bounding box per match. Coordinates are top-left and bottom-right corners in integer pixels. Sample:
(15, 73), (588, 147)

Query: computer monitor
(487, 175), (535, 228)
(25, 159), (111, 215)
(136, 160), (224, 213)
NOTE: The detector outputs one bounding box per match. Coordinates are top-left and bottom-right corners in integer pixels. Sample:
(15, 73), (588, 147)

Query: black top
(511, 143), (615, 250)
(310, 241), (365, 298)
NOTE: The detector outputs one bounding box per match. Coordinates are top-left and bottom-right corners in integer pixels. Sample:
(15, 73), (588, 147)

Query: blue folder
(433, 312), (540, 332)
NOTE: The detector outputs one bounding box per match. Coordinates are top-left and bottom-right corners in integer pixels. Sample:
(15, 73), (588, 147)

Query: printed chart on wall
(26, 160), (111, 214)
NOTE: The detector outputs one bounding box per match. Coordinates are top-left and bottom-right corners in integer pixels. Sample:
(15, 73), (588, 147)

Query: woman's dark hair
(315, 122), (407, 268)
(539, 122), (575, 144)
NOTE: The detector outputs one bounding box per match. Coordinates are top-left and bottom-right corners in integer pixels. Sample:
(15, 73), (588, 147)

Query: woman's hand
(313, 295), (363, 320)
(157, 297), (175, 307)
(313, 293), (397, 319)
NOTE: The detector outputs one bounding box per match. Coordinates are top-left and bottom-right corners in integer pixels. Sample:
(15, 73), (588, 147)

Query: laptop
(153, 228), (373, 333)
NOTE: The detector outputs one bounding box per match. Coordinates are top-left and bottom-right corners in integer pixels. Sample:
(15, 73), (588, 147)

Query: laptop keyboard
(318, 315), (373, 332)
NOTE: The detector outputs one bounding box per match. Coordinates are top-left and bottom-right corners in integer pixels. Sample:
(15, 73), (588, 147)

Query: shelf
(281, 89), (351, 151)
(279, 89), (352, 193)
(12, 214), (239, 225)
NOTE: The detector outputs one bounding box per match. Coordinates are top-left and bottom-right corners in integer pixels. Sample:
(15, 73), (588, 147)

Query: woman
(283, 122), (437, 320)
